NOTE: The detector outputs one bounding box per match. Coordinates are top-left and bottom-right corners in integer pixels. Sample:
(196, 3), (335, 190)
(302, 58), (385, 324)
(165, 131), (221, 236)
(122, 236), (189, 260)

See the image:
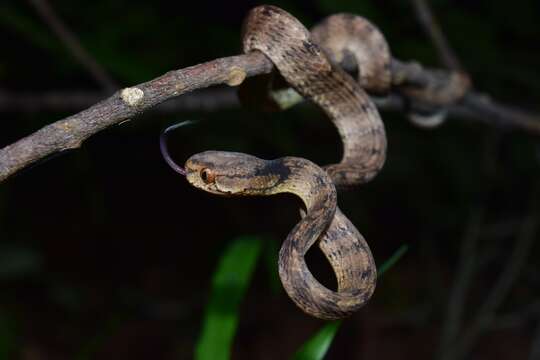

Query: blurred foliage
(378, 244), (409, 276)
(292, 321), (341, 360)
(195, 236), (262, 360)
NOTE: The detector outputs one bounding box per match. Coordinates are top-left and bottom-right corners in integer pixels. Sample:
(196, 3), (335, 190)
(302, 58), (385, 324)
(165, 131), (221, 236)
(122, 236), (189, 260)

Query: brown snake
(182, 152), (376, 320)
(162, 6), (393, 319)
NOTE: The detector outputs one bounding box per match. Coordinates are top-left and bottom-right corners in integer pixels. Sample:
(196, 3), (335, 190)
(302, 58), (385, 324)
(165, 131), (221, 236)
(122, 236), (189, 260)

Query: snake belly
(242, 5), (387, 187)
(184, 151), (376, 320)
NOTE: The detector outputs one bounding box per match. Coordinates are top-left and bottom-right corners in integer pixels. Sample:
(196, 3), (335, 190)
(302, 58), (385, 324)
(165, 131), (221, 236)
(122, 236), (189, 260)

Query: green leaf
(195, 236), (263, 360)
(291, 244), (408, 360)
(378, 244), (409, 277)
(292, 321), (341, 360)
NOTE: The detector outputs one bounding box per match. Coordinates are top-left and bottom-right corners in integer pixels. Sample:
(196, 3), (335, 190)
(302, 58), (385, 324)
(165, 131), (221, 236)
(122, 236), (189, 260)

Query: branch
(1, 51), (540, 183)
(409, 0), (463, 71)
(27, 0), (116, 91)
(0, 52), (272, 182)
(457, 92), (540, 134)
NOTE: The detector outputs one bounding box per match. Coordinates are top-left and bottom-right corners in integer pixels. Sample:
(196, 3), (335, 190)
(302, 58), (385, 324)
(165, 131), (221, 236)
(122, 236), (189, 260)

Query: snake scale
(163, 5), (393, 319)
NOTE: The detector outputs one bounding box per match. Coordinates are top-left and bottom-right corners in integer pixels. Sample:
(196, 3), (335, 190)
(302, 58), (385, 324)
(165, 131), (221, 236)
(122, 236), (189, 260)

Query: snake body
(184, 152), (376, 320)
(310, 13), (392, 95)
(164, 6), (391, 319)
(242, 5), (387, 186)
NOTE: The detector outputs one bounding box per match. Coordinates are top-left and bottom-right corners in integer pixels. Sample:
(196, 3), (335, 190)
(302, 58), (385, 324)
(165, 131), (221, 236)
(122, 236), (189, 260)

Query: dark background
(1, 0), (539, 359)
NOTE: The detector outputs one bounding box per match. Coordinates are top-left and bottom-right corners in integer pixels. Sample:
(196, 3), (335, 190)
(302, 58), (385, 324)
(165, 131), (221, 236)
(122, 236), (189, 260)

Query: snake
(161, 6), (390, 319)
(182, 151), (376, 320)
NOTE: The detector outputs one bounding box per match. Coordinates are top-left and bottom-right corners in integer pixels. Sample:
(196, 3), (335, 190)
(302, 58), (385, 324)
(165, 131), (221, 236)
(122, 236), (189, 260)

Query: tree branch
(27, 0), (116, 91)
(0, 52), (272, 182)
(1, 50), (539, 183)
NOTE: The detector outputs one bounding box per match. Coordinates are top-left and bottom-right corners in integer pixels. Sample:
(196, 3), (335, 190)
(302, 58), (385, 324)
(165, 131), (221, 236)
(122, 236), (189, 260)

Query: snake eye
(200, 168), (216, 184)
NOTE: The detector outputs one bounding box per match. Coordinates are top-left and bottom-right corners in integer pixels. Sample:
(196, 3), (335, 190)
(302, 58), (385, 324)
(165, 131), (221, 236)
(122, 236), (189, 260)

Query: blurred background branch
(26, 0), (116, 92)
(409, 0), (464, 71)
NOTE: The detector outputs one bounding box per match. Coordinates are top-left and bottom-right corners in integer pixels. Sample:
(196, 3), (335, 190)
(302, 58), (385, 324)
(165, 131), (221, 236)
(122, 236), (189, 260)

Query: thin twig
(27, 0), (116, 91)
(409, 0), (463, 71)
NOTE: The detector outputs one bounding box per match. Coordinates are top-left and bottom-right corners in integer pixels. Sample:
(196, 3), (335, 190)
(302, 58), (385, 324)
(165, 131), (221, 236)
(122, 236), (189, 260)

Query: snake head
(185, 151), (285, 196)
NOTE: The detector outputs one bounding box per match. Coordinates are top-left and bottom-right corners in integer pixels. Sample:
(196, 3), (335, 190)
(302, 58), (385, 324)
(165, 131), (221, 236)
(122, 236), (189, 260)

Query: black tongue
(159, 121), (197, 176)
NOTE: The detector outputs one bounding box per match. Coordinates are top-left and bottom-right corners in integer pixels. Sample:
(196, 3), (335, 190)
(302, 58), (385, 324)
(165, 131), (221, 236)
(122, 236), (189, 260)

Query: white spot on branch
(226, 66), (246, 86)
(121, 87), (144, 106)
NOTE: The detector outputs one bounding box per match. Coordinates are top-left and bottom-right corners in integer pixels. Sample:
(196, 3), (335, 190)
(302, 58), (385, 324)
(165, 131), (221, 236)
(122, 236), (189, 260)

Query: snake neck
(269, 157), (337, 220)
